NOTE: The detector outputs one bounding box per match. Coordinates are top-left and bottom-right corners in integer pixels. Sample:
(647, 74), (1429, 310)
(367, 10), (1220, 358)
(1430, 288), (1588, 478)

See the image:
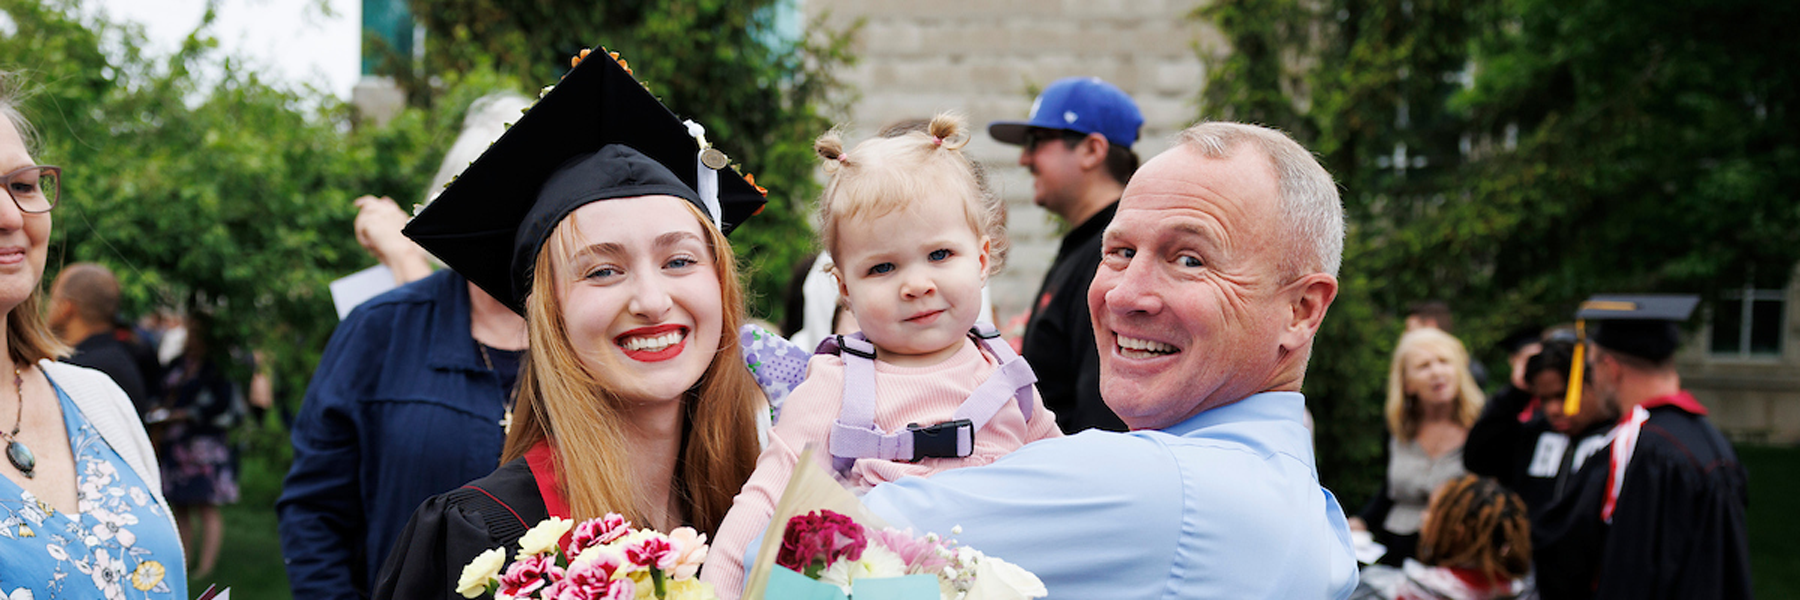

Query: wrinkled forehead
(1111, 145), (1281, 250)
(1120, 145), (1277, 218)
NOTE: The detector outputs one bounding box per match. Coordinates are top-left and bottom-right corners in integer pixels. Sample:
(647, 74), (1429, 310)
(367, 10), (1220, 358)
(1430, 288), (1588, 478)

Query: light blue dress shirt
(857, 391), (1359, 599)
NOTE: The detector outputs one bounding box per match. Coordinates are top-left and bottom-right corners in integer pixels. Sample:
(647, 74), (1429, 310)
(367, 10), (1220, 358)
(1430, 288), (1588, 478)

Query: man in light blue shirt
(858, 122), (1360, 598)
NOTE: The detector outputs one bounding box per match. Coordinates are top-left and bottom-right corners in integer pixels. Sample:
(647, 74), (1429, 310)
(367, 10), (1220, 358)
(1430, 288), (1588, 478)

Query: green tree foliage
(395, 0), (857, 319)
(0, 0), (506, 428)
(1194, 0), (1800, 503)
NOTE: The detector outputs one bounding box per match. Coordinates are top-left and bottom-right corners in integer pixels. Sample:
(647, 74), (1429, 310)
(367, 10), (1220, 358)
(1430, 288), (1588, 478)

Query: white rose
(964, 556), (1046, 600)
(517, 517), (575, 557)
(456, 547), (506, 598)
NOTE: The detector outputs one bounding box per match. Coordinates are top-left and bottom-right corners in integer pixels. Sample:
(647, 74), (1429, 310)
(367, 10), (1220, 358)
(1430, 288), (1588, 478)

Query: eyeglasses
(0, 165), (60, 213)
(1021, 129), (1084, 152)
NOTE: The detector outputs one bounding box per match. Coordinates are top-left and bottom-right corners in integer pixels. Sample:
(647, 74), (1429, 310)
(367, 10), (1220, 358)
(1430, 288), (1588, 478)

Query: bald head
(1176, 122), (1343, 279)
(52, 263), (120, 326)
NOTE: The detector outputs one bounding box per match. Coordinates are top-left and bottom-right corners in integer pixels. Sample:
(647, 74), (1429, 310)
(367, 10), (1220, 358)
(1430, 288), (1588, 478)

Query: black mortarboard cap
(1575, 294), (1700, 362)
(1497, 326), (1545, 355)
(403, 49), (767, 315)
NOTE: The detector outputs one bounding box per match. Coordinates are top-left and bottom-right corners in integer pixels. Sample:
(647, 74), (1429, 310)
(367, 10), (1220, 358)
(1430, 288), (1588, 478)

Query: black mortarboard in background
(1497, 326), (1546, 356)
(1561, 294), (1700, 415)
(403, 48), (767, 315)
(1576, 294), (1701, 362)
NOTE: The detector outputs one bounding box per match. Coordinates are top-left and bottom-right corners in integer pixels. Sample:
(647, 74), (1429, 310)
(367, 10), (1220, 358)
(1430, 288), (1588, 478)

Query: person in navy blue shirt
(276, 92), (533, 600)
(277, 269), (526, 599)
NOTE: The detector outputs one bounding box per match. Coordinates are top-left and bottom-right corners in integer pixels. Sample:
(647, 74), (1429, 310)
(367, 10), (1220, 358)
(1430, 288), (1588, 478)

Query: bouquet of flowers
(745, 447), (1046, 600)
(456, 513), (715, 600)
(769, 509), (1045, 600)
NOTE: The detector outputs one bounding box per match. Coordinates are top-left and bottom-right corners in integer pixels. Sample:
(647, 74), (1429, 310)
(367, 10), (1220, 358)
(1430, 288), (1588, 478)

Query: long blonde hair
(1384, 328), (1484, 441)
(500, 201), (762, 535)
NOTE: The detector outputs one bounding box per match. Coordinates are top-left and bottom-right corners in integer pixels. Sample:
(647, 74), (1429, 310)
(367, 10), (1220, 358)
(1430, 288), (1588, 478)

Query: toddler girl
(703, 114), (1061, 596)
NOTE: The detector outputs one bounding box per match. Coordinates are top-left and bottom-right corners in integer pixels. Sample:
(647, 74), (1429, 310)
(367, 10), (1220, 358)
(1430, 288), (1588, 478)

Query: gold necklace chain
(478, 343), (515, 434)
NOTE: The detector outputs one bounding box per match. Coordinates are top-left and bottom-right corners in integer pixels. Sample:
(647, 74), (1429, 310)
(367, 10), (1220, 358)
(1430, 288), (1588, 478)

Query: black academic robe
(1466, 387), (1614, 520)
(1532, 403), (1752, 600)
(1464, 385), (1536, 484)
(373, 458), (547, 600)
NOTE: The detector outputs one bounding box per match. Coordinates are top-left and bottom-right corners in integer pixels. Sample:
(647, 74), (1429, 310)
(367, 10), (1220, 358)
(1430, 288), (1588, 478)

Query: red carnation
(776, 510), (868, 574)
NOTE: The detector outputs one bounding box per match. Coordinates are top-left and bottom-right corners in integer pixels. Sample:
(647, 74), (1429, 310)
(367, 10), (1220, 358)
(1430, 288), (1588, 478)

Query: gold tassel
(1563, 319), (1586, 416)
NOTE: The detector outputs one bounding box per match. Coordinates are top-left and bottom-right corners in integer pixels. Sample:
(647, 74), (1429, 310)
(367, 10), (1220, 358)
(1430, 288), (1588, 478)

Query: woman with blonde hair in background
(1353, 327), (1486, 566)
(0, 72), (186, 597)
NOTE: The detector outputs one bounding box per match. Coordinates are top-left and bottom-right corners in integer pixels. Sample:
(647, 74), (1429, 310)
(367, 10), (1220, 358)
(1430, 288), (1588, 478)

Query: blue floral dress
(0, 380), (187, 599)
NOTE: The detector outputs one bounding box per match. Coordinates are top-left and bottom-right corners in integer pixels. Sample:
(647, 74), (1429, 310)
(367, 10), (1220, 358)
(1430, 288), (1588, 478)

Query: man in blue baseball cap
(990, 76), (1144, 433)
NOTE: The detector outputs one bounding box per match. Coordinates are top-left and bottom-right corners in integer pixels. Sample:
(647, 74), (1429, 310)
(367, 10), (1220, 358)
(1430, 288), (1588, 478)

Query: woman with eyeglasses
(0, 73), (187, 597)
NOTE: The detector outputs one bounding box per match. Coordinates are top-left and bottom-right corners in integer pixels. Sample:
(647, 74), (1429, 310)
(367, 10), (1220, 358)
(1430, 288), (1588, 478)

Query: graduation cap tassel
(698, 155), (722, 231)
(685, 119), (725, 231)
(1563, 319), (1586, 417)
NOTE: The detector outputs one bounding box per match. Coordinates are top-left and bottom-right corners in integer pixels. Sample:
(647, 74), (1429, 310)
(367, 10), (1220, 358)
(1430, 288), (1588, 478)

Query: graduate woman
(373, 50), (768, 598)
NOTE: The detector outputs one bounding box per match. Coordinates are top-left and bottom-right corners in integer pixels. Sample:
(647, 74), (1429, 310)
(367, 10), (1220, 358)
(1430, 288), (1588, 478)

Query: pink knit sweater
(701, 338), (1061, 597)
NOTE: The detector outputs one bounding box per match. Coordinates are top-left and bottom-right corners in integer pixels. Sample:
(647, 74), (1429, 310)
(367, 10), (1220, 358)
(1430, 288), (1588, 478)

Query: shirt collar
(423, 270), (487, 373)
(1159, 391), (1315, 470)
(1161, 391), (1307, 435)
(1636, 390), (1708, 416)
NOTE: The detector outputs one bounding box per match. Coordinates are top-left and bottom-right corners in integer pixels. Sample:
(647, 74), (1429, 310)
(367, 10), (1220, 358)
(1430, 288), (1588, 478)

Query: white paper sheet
(329, 265), (398, 320)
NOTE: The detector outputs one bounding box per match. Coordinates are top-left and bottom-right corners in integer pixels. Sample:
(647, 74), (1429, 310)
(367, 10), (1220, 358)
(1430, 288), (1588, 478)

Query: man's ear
(46, 293), (71, 323)
(1079, 134), (1109, 170)
(1279, 273), (1339, 352)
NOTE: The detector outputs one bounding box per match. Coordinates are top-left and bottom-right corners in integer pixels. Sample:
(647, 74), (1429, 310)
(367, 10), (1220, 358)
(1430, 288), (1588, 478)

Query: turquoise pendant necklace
(2, 367), (33, 479)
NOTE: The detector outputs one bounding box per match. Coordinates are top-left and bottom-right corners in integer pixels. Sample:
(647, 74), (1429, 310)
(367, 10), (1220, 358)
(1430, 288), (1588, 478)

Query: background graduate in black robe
(371, 47), (769, 599)
(1532, 294), (1752, 600)
(1466, 339), (1618, 519)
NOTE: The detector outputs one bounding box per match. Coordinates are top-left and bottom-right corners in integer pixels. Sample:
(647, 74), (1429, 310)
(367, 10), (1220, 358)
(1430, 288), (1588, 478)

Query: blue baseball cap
(989, 77), (1144, 148)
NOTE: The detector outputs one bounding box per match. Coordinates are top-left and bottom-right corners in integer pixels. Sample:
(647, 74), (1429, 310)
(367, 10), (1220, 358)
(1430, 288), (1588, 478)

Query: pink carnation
(625, 535), (678, 572)
(777, 510), (867, 573)
(547, 559), (635, 600)
(498, 553), (564, 598)
(569, 513), (633, 556)
(869, 527), (949, 574)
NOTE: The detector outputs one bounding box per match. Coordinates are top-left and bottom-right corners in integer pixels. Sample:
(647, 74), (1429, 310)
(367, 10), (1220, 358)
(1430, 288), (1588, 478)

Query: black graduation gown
(1532, 405), (1752, 600)
(372, 458), (548, 600)
(1465, 386), (1540, 493)
(1466, 386), (1615, 519)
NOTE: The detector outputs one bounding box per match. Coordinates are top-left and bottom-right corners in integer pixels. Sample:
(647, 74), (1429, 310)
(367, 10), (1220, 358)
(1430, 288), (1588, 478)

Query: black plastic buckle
(907, 419), (973, 462)
(837, 334), (876, 359)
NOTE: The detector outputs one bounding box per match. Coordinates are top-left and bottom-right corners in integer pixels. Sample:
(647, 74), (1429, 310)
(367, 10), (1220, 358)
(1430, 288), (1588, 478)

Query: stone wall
(803, 0), (1219, 320)
(1680, 262), (1800, 444)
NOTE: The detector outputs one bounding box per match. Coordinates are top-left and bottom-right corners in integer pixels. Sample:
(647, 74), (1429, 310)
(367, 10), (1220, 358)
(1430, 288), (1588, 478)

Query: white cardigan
(39, 360), (179, 532)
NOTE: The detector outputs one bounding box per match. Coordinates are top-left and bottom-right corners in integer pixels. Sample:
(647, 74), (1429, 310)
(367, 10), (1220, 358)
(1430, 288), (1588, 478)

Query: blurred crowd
(0, 38), (1750, 600)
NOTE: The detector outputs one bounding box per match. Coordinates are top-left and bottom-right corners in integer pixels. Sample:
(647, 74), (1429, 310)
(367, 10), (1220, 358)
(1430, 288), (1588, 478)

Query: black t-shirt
(1021, 201), (1126, 433)
(65, 333), (152, 416)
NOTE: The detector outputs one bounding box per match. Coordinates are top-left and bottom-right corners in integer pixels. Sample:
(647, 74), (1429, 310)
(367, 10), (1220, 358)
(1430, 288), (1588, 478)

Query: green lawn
(202, 443), (1800, 599)
(1741, 444), (1799, 599)
(194, 451), (290, 599)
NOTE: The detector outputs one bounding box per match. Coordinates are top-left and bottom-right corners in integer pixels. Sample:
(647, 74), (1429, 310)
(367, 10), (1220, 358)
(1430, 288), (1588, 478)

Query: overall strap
(953, 323), (1037, 428)
(826, 324), (1038, 465)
